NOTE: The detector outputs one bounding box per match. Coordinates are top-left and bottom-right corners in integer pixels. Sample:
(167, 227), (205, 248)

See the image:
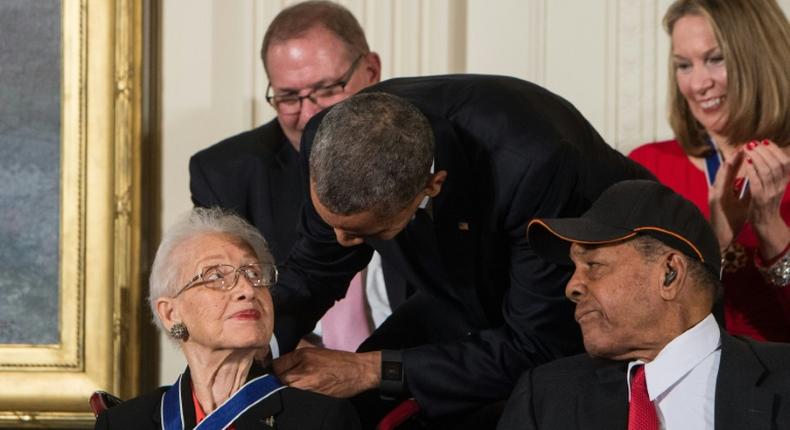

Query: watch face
(382, 361), (403, 381)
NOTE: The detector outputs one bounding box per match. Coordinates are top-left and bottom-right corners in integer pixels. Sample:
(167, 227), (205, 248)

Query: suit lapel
(233, 390), (284, 430)
(429, 115), (489, 327)
(152, 390), (163, 428)
(397, 208), (451, 294)
(368, 114), (464, 305)
(153, 368), (198, 429)
(715, 333), (773, 430)
(576, 362), (629, 429)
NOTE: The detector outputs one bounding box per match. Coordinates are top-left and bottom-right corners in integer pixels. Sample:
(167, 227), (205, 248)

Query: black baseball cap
(527, 179), (721, 277)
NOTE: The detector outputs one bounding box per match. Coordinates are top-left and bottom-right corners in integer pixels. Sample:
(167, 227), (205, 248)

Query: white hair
(148, 207), (273, 333)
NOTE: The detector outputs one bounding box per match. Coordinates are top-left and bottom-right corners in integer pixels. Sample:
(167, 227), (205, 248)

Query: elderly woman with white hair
(95, 208), (360, 430)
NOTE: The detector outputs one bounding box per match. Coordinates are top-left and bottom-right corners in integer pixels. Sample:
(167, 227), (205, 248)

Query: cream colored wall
(159, 0), (790, 385)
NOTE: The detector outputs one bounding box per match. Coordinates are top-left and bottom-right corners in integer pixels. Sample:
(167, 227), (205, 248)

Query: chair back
(377, 398), (420, 430)
(89, 391), (123, 417)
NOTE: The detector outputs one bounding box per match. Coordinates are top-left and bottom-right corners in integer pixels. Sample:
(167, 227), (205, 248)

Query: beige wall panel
(160, 0), (258, 383)
(161, 0), (255, 228)
(466, 0), (545, 83)
(544, 1), (609, 136)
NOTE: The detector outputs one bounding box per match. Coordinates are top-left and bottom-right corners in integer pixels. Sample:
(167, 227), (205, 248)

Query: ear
(424, 170), (448, 198)
(658, 252), (688, 301)
(361, 52), (382, 85)
(156, 297), (180, 331)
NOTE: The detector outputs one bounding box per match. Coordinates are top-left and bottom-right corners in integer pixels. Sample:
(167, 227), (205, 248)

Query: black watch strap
(380, 349), (405, 398)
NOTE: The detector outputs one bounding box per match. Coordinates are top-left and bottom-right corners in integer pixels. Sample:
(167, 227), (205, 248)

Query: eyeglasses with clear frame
(265, 54), (364, 114)
(173, 263), (278, 297)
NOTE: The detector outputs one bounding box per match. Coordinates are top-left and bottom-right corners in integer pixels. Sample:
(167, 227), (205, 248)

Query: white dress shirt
(365, 251), (391, 328)
(627, 314), (721, 430)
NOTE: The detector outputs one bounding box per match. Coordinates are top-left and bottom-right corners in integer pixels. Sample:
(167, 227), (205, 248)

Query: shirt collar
(627, 314), (721, 401)
(418, 160), (436, 210)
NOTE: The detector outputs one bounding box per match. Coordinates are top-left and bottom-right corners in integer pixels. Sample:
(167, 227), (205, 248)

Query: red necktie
(628, 366), (659, 430)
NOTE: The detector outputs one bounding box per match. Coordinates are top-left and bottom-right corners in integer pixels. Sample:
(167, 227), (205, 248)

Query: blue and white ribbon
(161, 372), (284, 430)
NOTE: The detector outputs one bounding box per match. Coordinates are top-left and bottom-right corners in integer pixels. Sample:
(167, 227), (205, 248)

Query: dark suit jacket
(189, 120), (302, 263)
(189, 120), (409, 307)
(94, 364), (361, 430)
(272, 75), (655, 416)
(497, 332), (790, 429)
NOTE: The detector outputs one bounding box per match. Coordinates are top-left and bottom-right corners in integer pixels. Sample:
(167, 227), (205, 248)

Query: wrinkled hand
(709, 148), (749, 251)
(743, 140), (790, 259)
(273, 348), (381, 398)
(296, 336), (320, 349)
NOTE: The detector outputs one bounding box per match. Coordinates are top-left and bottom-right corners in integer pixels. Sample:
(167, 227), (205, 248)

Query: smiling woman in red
(630, 0), (790, 342)
(95, 208), (360, 430)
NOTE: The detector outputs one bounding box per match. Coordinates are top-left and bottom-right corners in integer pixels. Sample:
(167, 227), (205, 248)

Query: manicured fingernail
(734, 177), (745, 192)
(762, 139), (770, 146)
(747, 157), (753, 164)
(746, 141), (756, 150)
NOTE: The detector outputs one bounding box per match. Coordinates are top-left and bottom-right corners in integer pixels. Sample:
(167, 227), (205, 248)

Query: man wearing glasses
(189, 1), (392, 353)
(190, 1), (381, 264)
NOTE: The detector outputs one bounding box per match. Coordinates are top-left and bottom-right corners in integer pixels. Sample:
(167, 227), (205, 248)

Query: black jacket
(189, 120), (302, 263)
(497, 331), (790, 429)
(272, 74), (655, 416)
(95, 364), (361, 429)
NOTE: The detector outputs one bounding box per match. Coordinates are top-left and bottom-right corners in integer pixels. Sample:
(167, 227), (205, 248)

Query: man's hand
(273, 348), (382, 398)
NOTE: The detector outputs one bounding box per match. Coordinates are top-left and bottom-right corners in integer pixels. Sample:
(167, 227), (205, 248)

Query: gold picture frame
(0, 0), (152, 427)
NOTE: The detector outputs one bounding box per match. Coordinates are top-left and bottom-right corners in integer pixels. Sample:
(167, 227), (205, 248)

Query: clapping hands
(709, 140), (790, 259)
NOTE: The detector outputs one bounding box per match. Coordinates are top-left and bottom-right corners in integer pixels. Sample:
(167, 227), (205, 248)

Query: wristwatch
(380, 349), (404, 398)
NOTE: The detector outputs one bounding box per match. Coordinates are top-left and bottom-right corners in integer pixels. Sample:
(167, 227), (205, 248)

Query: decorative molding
(114, 0), (143, 395)
(252, 0), (282, 126)
(525, 0), (547, 85)
(0, 0), (149, 426)
(605, 0), (663, 153)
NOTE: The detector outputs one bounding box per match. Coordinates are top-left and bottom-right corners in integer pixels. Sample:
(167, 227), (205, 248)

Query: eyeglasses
(266, 54), (363, 114)
(174, 263), (278, 297)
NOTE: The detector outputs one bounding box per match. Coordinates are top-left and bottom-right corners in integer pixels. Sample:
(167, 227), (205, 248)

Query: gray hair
(310, 92), (434, 217)
(630, 235), (722, 303)
(148, 207), (273, 333)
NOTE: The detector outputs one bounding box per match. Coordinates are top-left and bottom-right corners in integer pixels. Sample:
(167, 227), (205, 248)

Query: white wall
(159, 0), (790, 384)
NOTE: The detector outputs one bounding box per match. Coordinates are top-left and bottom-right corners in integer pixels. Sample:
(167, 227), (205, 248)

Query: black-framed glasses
(265, 54), (364, 114)
(174, 263), (278, 297)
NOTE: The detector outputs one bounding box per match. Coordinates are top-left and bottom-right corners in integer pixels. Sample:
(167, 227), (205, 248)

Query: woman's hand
(743, 140), (790, 260)
(709, 149), (749, 251)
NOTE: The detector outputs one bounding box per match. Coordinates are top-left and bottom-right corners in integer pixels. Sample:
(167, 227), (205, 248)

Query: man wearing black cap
(498, 179), (790, 430)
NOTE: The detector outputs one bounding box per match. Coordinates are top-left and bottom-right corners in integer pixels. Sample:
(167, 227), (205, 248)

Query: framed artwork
(0, 0), (152, 427)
